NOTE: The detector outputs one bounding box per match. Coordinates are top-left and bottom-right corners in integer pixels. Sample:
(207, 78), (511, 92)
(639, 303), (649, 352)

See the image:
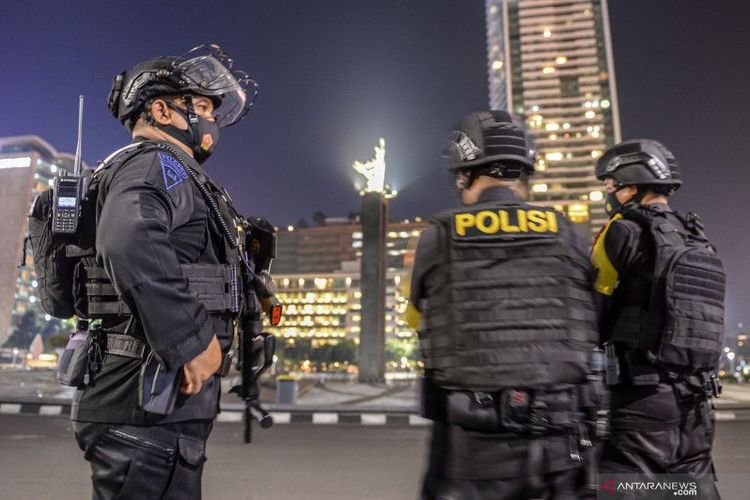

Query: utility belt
(441, 383), (608, 486)
(57, 323), (233, 389)
(84, 262), (242, 317)
(445, 384), (607, 439)
(605, 342), (721, 400)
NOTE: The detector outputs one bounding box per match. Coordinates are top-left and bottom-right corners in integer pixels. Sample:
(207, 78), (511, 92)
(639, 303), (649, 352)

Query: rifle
(230, 216), (283, 443)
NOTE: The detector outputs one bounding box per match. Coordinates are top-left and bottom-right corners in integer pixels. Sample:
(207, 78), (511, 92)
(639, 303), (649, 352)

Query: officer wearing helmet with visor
(70, 44), (259, 500)
(592, 139), (725, 498)
(408, 110), (606, 499)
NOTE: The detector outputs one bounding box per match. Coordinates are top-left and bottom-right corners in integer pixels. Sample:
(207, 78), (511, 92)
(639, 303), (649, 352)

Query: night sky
(1, 1), (748, 331)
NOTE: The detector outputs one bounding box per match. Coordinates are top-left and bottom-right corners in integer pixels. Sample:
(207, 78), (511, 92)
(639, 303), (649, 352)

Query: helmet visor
(174, 44), (259, 127)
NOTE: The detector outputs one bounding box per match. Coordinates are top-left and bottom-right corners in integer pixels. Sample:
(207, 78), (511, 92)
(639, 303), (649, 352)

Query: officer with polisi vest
(408, 110), (607, 499)
(26, 44), (279, 499)
(591, 139), (724, 497)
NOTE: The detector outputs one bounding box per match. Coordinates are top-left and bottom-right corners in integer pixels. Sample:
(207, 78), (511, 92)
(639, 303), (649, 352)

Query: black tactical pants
(421, 422), (592, 500)
(73, 419), (213, 500)
(601, 383), (720, 499)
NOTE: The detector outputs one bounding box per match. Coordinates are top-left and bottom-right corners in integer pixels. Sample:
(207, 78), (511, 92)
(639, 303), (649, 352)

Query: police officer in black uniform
(591, 139), (724, 498)
(408, 111), (605, 499)
(71, 45), (260, 499)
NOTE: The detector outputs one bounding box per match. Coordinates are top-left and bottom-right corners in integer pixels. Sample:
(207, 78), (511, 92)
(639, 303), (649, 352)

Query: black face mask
(152, 98), (220, 164)
(605, 190), (624, 216)
(605, 185), (642, 216)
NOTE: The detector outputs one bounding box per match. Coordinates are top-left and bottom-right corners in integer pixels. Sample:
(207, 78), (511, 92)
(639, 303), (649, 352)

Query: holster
(445, 391), (500, 432)
(673, 372), (722, 401)
(138, 351), (182, 416)
(56, 330), (93, 387)
(56, 326), (106, 387)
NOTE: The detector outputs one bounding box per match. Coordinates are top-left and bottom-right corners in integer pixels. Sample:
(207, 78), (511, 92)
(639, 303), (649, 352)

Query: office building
(486, 0), (621, 232)
(268, 217), (427, 344)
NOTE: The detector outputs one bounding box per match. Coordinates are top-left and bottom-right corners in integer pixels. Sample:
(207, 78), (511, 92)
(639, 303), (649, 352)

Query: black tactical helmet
(107, 44), (259, 129)
(442, 110), (536, 179)
(595, 139), (681, 192)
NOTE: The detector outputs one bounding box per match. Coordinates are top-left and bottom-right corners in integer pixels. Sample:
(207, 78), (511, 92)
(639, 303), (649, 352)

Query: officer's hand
(181, 335), (222, 395)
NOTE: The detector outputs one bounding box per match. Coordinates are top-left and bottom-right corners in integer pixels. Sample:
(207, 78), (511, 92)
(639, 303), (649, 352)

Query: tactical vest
(420, 203), (599, 392)
(28, 141), (244, 321)
(609, 206), (725, 373)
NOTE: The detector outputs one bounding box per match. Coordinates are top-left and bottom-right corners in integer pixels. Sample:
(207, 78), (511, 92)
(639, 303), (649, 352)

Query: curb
(0, 400), (430, 427)
(215, 411), (430, 426)
(2, 400), (750, 425)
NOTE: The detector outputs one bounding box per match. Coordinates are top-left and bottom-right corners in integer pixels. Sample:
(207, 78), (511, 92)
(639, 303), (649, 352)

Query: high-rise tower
(486, 0), (621, 233)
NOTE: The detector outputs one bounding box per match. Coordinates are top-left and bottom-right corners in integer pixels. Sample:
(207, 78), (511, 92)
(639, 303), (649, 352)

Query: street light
(728, 351), (736, 374)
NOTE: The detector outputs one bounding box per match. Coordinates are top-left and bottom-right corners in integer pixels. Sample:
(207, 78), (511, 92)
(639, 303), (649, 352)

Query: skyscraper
(486, 0), (621, 233)
(0, 136), (82, 345)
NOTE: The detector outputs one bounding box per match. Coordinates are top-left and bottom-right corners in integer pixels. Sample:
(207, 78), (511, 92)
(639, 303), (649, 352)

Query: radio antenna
(73, 95), (84, 177)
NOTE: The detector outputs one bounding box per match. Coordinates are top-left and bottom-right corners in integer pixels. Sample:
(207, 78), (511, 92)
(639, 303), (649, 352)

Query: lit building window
(567, 204), (590, 224)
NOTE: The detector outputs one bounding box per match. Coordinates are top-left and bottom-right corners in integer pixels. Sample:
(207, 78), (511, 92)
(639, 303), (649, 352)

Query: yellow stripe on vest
(591, 213), (623, 296)
(405, 301), (422, 331)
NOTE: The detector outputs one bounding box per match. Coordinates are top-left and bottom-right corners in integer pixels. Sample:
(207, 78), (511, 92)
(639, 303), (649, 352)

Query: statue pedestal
(358, 191), (387, 383)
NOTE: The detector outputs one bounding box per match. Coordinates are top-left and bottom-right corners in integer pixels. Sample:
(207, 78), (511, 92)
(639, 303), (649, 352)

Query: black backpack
(26, 144), (143, 319)
(624, 208), (726, 372)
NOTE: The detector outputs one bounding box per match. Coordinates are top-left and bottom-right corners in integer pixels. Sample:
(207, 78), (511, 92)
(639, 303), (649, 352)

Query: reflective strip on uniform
(591, 213), (623, 296)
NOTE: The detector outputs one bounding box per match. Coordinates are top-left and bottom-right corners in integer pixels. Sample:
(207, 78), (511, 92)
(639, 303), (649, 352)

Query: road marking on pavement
(408, 415), (431, 426)
(312, 412), (339, 424)
(361, 413), (387, 426)
(216, 412), (242, 423)
(38, 405), (62, 416)
(270, 412), (291, 424)
(0, 404), (21, 414)
(715, 412), (737, 421)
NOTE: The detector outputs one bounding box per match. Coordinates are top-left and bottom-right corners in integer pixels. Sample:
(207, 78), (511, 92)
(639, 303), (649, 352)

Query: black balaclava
(605, 184), (645, 216)
(150, 95), (220, 164)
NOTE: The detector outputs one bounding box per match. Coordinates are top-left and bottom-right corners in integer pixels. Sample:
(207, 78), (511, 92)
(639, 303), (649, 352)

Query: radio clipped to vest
(51, 176), (84, 235)
(52, 96), (86, 235)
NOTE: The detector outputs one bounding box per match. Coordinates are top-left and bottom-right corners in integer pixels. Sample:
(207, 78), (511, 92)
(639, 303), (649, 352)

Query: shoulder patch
(158, 152), (188, 191)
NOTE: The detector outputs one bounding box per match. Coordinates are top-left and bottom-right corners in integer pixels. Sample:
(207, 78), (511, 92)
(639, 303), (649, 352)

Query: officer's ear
(148, 98), (176, 126)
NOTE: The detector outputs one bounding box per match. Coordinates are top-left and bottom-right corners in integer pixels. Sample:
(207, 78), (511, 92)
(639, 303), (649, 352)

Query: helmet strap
(146, 96), (198, 151)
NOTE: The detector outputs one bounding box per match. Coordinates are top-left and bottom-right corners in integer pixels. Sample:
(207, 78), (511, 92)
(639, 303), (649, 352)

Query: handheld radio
(52, 96), (85, 235)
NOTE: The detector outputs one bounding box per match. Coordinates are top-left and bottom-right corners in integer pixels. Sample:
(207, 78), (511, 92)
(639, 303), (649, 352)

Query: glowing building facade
(268, 270), (413, 342)
(269, 219), (426, 344)
(486, 0), (621, 233)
